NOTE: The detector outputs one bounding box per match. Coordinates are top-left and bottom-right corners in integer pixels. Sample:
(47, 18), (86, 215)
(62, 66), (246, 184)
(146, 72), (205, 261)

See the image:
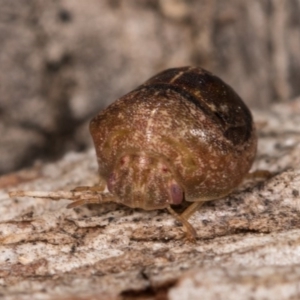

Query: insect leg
(167, 206), (197, 242)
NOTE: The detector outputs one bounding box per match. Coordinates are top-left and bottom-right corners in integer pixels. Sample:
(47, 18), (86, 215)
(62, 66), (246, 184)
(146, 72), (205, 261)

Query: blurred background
(1, 0), (300, 175)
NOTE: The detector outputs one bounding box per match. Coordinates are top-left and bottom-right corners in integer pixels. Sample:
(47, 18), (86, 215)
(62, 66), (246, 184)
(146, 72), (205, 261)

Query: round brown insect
(10, 66), (257, 241)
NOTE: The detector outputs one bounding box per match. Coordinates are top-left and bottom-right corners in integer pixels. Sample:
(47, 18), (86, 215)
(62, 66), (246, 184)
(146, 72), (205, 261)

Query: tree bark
(1, 1), (300, 174)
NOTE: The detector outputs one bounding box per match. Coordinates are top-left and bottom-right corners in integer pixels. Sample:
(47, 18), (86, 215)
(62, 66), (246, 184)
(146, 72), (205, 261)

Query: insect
(10, 66), (257, 241)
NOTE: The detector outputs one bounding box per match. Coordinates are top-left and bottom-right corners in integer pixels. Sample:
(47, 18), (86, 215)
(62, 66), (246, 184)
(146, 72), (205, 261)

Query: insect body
(10, 67), (257, 240)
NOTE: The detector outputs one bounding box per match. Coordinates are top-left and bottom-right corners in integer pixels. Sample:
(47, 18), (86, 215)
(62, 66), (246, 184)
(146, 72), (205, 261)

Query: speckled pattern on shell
(90, 67), (257, 209)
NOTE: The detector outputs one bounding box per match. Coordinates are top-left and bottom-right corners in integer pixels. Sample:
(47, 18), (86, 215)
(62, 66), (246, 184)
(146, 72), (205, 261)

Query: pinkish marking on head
(170, 183), (183, 205)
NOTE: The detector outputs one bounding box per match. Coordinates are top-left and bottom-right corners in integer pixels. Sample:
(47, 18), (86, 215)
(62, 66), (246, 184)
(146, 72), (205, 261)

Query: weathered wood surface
(0, 100), (300, 299)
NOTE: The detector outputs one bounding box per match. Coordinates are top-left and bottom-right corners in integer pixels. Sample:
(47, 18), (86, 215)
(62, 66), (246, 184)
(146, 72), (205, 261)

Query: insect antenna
(9, 190), (115, 208)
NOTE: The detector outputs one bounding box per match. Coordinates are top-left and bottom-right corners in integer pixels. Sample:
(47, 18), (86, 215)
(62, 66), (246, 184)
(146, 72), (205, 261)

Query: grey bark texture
(1, 0), (300, 174)
(0, 99), (300, 299)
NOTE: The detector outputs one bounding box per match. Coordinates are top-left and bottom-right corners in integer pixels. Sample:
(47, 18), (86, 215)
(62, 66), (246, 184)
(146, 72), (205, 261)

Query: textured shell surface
(90, 66), (257, 210)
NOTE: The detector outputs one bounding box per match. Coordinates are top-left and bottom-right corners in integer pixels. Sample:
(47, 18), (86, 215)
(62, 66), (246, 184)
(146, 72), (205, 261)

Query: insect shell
(10, 66), (257, 241)
(88, 66), (257, 239)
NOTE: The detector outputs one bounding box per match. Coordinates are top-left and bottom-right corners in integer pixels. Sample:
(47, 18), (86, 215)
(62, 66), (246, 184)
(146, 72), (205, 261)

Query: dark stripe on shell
(136, 67), (253, 145)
